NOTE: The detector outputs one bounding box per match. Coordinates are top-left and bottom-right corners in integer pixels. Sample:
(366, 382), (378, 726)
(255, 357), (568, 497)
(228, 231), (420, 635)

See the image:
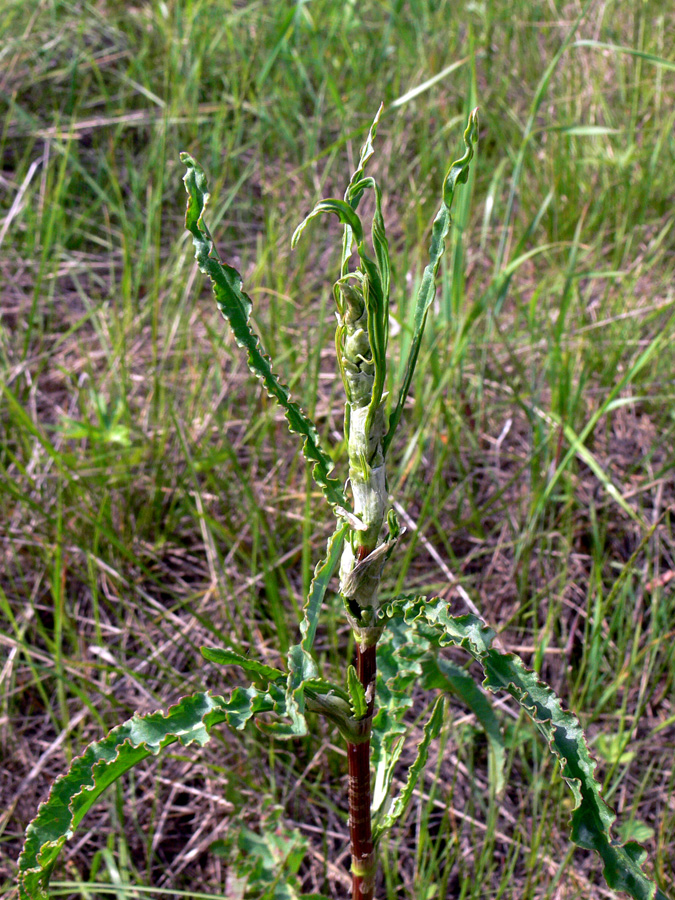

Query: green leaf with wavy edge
(290, 111), (391, 429)
(284, 524), (348, 737)
(373, 695), (445, 844)
(18, 689), (286, 900)
(420, 654), (506, 796)
(386, 595), (669, 900)
(371, 617), (430, 814)
(181, 153), (346, 512)
(201, 647), (286, 684)
(347, 665), (368, 719)
(383, 109), (479, 457)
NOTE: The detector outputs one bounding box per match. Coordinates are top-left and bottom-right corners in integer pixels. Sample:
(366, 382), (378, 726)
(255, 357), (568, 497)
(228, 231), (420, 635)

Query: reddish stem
(348, 643), (377, 900)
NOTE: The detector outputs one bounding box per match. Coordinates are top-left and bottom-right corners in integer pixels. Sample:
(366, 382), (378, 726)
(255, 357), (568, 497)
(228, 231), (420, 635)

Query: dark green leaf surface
(387, 595), (668, 900)
(18, 690), (284, 900)
(421, 654), (506, 795)
(181, 154), (346, 511)
(383, 109), (479, 456)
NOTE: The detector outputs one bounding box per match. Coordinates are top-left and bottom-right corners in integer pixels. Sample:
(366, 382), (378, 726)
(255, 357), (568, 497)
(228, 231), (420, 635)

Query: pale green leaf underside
(371, 617), (435, 815)
(373, 695), (445, 843)
(291, 150), (391, 435)
(341, 103), (384, 274)
(18, 689), (284, 900)
(371, 614), (506, 815)
(181, 153), (346, 511)
(387, 596), (668, 900)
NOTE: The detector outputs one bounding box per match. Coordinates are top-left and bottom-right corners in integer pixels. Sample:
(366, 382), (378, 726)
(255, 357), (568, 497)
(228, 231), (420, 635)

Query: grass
(2, 0), (675, 896)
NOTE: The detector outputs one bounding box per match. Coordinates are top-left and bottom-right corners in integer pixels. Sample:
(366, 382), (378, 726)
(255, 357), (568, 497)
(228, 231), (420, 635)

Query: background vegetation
(1, 0), (674, 897)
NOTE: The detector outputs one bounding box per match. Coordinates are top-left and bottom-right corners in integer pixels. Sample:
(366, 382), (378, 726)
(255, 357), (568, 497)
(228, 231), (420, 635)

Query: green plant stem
(348, 642), (377, 900)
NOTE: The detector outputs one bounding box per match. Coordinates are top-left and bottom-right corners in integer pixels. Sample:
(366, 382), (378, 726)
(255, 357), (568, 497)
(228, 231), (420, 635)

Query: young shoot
(17, 107), (668, 900)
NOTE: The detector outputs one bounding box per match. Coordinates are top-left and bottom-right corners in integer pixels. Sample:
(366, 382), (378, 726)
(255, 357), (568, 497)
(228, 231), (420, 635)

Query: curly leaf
(373, 695), (445, 844)
(340, 103), (384, 274)
(371, 616), (430, 814)
(201, 647), (286, 684)
(181, 153), (346, 511)
(292, 191), (389, 434)
(348, 175), (390, 304)
(291, 198), (365, 249)
(285, 523), (348, 737)
(18, 689), (285, 900)
(348, 175), (390, 429)
(387, 595), (668, 900)
(383, 109), (479, 456)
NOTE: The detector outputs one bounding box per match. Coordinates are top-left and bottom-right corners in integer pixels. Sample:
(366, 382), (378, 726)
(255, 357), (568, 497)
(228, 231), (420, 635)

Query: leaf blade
(18, 689), (282, 900)
(284, 523), (348, 737)
(388, 595), (668, 900)
(421, 654), (506, 796)
(383, 109), (478, 455)
(372, 695), (445, 843)
(201, 647), (286, 684)
(181, 154), (346, 511)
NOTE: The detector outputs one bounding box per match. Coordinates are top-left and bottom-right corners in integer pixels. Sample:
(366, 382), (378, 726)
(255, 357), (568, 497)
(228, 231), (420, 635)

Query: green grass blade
(574, 40), (675, 72)
(383, 109), (478, 456)
(181, 153), (346, 511)
(388, 596), (668, 900)
(18, 690), (284, 900)
(534, 408), (644, 525)
(529, 317), (674, 529)
(372, 695), (445, 844)
(494, 0), (592, 273)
